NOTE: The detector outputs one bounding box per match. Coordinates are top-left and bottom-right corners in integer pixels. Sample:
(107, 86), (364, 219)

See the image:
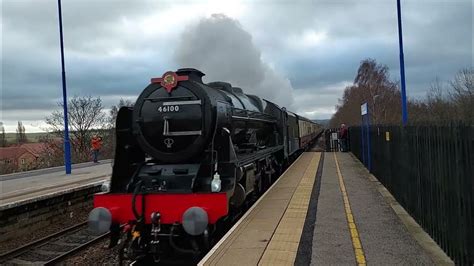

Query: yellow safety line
(334, 152), (367, 265)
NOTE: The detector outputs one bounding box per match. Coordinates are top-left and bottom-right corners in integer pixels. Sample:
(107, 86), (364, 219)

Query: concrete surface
(200, 151), (447, 265)
(363, 156), (453, 265)
(200, 152), (320, 266)
(0, 162), (111, 206)
(311, 152), (355, 265)
(0, 160), (112, 181)
(311, 152), (434, 265)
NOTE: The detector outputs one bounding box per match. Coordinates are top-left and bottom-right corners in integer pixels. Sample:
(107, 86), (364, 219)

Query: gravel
(60, 238), (121, 265)
(0, 206), (90, 254)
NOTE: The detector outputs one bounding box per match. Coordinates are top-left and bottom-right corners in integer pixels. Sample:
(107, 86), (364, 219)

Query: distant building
(0, 143), (46, 173)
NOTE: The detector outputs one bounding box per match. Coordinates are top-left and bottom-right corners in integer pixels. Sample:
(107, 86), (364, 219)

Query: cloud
(1, 0), (472, 131)
(1, 0), (176, 131)
(174, 14), (295, 109)
(241, 0), (472, 98)
(294, 81), (352, 119)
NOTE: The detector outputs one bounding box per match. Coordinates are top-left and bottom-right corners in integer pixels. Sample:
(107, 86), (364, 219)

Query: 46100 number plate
(158, 105), (180, 113)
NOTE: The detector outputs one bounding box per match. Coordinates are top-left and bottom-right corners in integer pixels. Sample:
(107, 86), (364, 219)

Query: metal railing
(349, 124), (474, 265)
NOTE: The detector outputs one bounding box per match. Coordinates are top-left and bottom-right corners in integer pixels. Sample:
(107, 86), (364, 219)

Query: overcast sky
(1, 0), (472, 132)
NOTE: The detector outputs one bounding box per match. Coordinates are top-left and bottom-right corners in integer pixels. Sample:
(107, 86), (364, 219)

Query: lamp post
(397, 0), (408, 125)
(57, 0), (72, 174)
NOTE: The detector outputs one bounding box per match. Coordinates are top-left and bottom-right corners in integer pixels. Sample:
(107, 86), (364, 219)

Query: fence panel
(325, 128), (342, 152)
(349, 124), (474, 265)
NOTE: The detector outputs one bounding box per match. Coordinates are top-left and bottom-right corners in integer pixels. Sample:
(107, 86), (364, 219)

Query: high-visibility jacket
(91, 137), (102, 150)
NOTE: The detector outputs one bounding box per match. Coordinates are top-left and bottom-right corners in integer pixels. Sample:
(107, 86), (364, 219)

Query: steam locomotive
(88, 68), (322, 263)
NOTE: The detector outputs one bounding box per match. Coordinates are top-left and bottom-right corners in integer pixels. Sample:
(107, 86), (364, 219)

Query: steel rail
(44, 230), (110, 265)
(0, 222), (87, 262)
(0, 221), (110, 265)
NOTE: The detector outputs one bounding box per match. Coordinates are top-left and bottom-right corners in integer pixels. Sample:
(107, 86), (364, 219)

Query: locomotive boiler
(88, 68), (322, 263)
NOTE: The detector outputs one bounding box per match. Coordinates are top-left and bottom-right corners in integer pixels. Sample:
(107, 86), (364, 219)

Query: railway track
(0, 221), (109, 265)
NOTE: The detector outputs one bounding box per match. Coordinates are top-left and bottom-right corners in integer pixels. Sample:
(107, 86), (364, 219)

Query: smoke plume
(174, 14), (295, 109)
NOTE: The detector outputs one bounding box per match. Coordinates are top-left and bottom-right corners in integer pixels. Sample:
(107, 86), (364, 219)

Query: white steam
(174, 14), (294, 109)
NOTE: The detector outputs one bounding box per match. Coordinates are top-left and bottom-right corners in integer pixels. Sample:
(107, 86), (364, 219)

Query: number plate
(158, 105), (180, 113)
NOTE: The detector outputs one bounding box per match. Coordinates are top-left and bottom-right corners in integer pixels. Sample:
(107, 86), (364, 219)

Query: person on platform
(91, 135), (103, 163)
(339, 124), (348, 152)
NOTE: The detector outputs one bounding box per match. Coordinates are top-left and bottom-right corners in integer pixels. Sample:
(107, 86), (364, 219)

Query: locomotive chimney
(176, 68), (205, 83)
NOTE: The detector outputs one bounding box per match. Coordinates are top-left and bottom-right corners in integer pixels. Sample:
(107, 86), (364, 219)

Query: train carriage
(298, 116), (321, 149)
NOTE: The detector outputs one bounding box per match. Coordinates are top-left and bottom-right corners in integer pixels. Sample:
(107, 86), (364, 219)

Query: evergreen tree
(0, 122), (6, 147)
(16, 121), (27, 144)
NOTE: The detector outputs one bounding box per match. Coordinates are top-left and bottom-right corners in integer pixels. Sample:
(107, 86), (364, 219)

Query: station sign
(361, 103), (368, 115)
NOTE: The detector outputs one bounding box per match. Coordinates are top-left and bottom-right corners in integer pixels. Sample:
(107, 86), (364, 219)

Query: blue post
(360, 102), (371, 171)
(361, 103), (367, 166)
(57, 0), (71, 174)
(361, 121), (365, 166)
(397, 0), (408, 125)
(366, 112), (371, 172)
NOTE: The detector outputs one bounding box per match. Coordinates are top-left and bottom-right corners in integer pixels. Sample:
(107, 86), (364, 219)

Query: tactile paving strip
(259, 152), (320, 265)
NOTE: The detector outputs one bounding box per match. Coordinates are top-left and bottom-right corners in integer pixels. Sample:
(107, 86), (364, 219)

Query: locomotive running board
(236, 145), (284, 166)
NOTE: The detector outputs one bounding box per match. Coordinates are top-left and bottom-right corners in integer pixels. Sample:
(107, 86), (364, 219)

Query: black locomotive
(88, 68), (322, 263)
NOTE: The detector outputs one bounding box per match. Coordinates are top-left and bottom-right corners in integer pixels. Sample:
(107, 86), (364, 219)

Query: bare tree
(16, 121), (27, 144)
(449, 68), (474, 124)
(409, 69), (473, 124)
(38, 134), (64, 168)
(108, 98), (134, 129)
(332, 64), (473, 127)
(45, 95), (106, 162)
(101, 98), (134, 159)
(330, 59), (401, 127)
(425, 79), (454, 122)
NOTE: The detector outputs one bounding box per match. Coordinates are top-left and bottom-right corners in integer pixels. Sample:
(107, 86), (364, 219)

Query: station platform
(0, 160), (111, 207)
(199, 152), (452, 265)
